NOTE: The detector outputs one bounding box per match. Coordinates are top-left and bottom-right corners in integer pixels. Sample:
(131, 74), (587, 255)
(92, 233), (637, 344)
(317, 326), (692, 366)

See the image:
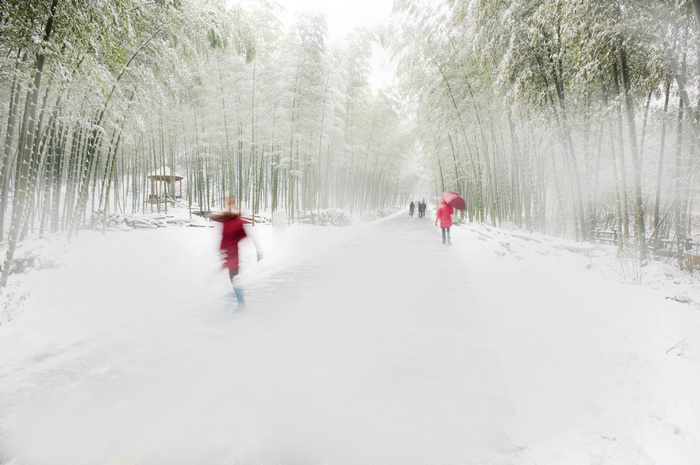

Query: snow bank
(451, 223), (700, 465)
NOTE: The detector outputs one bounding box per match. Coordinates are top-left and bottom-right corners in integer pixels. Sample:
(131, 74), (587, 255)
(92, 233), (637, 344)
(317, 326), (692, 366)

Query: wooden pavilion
(148, 168), (183, 203)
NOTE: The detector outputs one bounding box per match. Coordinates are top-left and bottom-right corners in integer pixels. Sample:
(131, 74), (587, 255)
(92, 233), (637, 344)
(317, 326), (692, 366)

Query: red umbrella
(442, 191), (466, 210)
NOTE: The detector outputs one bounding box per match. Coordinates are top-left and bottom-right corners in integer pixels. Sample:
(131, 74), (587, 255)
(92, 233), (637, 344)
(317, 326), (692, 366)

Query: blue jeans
(441, 227), (451, 243)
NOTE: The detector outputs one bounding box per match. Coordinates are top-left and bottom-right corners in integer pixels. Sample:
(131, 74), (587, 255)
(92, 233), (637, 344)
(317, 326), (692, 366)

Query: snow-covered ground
(0, 208), (699, 464)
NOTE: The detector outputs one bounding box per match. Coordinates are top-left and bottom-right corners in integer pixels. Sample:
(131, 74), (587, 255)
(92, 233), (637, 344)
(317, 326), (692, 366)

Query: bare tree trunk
(2, 0), (57, 287)
(507, 112), (523, 228)
(619, 45), (647, 261)
(674, 96), (685, 251)
(653, 83), (670, 252)
(601, 75), (623, 254)
(0, 53), (25, 240)
(613, 63), (630, 242)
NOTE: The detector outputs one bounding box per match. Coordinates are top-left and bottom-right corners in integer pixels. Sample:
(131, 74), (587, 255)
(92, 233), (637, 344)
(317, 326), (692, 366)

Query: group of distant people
(409, 200), (427, 218)
(409, 198), (454, 245)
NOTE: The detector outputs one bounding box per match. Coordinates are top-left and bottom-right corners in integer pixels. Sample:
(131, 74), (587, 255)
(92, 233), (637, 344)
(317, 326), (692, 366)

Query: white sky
(277, 0), (394, 43)
(281, 0), (396, 90)
(240, 0), (397, 90)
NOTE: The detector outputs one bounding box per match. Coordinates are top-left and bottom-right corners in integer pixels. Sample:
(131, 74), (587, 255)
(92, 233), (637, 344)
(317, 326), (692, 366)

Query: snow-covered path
(0, 214), (522, 464)
(3, 211), (700, 465)
(240, 214), (517, 462)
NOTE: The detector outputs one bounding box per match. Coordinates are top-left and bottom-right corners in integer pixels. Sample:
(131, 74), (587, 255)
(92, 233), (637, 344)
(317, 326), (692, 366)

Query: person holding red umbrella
(437, 191), (466, 244)
(436, 199), (454, 244)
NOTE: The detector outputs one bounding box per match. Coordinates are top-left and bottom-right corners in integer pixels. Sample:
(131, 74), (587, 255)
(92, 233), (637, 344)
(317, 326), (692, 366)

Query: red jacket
(436, 200), (454, 228)
(212, 212), (247, 269)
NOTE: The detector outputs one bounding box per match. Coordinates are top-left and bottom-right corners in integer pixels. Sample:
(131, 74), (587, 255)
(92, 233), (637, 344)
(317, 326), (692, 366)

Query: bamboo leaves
(391, 0), (700, 266)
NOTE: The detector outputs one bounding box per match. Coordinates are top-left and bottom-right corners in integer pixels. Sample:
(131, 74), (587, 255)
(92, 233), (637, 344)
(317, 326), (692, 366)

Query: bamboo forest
(3, 0), (700, 287)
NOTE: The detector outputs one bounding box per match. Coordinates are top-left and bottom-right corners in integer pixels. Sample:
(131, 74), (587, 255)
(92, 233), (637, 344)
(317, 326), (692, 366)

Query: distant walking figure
(419, 200), (426, 218)
(211, 198), (262, 311)
(436, 199), (454, 244)
(409, 201), (415, 217)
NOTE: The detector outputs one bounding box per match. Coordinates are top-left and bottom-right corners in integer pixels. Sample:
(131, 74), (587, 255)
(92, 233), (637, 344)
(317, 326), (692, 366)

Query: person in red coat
(211, 199), (262, 310)
(435, 199), (454, 244)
